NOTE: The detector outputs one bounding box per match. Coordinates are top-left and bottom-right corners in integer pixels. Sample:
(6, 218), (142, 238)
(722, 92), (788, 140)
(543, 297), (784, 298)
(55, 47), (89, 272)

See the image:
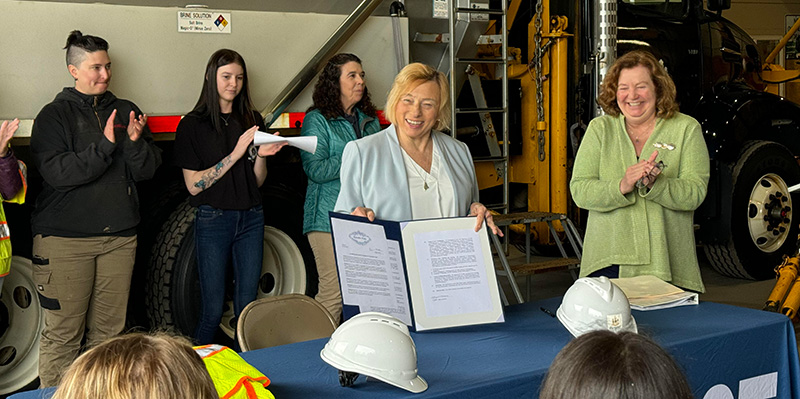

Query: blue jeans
(194, 204), (264, 345)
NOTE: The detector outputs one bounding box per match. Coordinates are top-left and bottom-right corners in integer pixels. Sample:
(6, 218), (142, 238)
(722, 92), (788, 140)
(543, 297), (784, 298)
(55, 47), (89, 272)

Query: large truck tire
(0, 257), (44, 396)
(127, 178), (188, 330)
(704, 141), (800, 280)
(146, 200), (307, 339)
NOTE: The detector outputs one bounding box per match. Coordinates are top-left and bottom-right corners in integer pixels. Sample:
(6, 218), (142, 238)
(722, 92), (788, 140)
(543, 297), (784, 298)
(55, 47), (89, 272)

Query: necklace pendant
(423, 182), (429, 190)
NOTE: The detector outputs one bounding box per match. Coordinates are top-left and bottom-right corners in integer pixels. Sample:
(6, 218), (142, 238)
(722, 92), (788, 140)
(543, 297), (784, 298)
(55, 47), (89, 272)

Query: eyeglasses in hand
(636, 160), (666, 189)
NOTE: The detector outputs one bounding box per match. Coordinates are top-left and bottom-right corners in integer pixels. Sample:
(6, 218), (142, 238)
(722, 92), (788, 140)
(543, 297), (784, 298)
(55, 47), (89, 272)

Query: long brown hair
(189, 49), (258, 134)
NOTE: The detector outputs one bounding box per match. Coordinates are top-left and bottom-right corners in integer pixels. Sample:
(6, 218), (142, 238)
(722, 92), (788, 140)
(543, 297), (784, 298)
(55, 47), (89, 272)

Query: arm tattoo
(193, 156), (232, 191)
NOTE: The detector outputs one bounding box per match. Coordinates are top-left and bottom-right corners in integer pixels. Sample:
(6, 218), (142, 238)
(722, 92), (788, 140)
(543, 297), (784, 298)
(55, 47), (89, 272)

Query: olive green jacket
(570, 113), (710, 292)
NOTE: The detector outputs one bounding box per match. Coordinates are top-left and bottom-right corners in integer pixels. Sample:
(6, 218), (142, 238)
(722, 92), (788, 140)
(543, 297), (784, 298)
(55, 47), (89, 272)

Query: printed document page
(330, 217), (411, 325)
(401, 217), (504, 331)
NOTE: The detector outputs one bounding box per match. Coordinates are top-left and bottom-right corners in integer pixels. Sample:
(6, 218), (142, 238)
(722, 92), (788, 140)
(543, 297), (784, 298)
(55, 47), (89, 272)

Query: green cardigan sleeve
(640, 115), (710, 211)
(570, 117), (636, 212)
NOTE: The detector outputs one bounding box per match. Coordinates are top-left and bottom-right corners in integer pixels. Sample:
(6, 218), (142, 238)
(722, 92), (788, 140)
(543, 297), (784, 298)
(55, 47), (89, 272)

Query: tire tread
(706, 140), (799, 280)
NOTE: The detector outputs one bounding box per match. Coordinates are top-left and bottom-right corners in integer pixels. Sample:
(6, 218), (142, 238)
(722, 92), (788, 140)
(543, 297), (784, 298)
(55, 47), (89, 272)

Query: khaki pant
(33, 235), (136, 387)
(308, 232), (341, 324)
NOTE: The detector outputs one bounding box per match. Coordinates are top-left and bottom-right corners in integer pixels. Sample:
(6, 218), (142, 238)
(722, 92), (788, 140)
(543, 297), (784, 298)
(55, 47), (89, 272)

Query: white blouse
(401, 140), (456, 220)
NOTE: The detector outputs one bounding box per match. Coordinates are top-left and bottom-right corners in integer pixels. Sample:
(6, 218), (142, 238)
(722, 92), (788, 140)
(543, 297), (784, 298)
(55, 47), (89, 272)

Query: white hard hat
(320, 312), (428, 393)
(556, 276), (637, 337)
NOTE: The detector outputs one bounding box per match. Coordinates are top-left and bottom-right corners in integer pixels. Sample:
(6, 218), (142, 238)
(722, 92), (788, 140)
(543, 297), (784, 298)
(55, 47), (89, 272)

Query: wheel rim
(747, 173), (793, 253)
(0, 257), (44, 395)
(219, 226), (307, 338)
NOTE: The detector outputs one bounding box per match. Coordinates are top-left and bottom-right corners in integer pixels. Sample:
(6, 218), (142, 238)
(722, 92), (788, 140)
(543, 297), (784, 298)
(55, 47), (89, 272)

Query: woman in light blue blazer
(335, 63), (501, 235)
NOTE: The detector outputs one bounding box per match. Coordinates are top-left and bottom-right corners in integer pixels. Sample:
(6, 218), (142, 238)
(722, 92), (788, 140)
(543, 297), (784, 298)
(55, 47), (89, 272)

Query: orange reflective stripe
(244, 380), (257, 399)
(220, 376), (270, 399)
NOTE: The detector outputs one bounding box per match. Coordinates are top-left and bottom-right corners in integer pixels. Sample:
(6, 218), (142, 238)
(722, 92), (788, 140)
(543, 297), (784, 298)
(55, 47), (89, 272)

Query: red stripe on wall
(285, 111), (389, 128)
(147, 116), (182, 133)
(146, 111), (389, 133)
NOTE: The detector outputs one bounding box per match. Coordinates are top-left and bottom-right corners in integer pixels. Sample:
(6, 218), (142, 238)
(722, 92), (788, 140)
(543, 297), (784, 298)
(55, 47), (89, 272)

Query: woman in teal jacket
(301, 53), (380, 322)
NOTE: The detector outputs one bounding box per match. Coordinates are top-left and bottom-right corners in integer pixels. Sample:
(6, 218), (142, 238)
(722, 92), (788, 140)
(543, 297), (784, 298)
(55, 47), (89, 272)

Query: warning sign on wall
(178, 11), (231, 34)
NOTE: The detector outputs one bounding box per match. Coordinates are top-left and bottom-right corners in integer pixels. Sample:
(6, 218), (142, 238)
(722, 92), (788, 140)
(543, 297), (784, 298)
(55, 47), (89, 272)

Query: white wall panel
(0, 0), (408, 119)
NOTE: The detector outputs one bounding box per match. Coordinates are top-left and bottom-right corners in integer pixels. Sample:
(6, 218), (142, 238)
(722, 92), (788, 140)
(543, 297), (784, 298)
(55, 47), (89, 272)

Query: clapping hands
(103, 109), (148, 144)
(0, 119), (19, 157)
(620, 150), (661, 194)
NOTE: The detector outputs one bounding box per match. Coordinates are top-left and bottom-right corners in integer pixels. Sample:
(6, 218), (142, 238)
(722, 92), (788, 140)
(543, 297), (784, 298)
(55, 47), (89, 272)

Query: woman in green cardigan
(570, 50), (710, 292)
(301, 54), (381, 322)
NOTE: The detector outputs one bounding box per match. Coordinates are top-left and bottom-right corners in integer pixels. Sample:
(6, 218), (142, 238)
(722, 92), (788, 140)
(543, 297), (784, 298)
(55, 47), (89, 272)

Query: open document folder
(254, 131), (317, 154)
(612, 275), (699, 311)
(329, 212), (505, 331)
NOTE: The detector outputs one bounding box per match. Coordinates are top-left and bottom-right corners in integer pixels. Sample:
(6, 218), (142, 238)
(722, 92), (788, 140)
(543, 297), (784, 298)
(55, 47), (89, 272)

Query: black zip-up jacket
(31, 88), (163, 237)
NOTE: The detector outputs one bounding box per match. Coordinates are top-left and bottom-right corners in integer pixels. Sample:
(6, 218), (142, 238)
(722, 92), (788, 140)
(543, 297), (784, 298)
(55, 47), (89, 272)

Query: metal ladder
(446, 0), (510, 214)
(491, 212), (583, 305)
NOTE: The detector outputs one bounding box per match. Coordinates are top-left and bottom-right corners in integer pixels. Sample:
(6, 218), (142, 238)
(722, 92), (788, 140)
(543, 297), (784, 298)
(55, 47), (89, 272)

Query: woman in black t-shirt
(174, 49), (286, 345)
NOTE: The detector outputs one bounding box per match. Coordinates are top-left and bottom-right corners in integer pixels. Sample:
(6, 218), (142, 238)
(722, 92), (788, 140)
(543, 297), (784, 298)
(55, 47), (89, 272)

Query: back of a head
(64, 30), (109, 67)
(539, 330), (693, 399)
(51, 332), (218, 399)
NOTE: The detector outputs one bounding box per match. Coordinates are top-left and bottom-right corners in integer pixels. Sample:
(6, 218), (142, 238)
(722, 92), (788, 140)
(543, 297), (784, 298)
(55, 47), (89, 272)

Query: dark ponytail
(64, 30), (109, 67)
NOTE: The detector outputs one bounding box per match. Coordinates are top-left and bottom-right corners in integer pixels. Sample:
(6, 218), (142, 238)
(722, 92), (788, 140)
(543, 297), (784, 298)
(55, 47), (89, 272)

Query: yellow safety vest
(194, 344), (275, 399)
(0, 161), (26, 277)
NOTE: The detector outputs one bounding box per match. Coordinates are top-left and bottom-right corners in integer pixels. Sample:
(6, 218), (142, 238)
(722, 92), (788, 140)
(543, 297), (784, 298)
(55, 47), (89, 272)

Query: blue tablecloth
(10, 298), (800, 399)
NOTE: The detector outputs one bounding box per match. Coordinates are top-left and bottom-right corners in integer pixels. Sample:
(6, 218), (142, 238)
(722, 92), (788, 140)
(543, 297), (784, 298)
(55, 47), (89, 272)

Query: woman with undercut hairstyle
(31, 30), (162, 387)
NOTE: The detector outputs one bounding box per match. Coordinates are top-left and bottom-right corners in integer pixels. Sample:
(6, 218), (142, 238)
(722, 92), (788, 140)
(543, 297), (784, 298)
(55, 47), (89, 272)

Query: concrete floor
(697, 260), (777, 310)
(498, 248), (778, 310)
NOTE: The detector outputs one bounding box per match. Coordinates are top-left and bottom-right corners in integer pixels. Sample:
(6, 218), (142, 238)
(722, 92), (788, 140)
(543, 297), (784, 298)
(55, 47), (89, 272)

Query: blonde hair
(385, 63), (451, 131)
(597, 50), (679, 119)
(51, 332), (218, 399)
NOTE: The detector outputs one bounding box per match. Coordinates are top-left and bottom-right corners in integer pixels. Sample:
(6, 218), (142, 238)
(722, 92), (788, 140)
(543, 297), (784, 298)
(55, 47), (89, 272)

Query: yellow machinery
(764, 251), (800, 321)
(761, 17), (800, 96)
(473, 0), (571, 244)
(510, 1), (571, 245)
(761, 21), (800, 321)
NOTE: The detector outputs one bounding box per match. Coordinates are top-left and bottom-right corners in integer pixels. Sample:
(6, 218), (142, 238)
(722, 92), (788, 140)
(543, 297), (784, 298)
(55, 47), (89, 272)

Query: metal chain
(533, 0), (545, 161)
